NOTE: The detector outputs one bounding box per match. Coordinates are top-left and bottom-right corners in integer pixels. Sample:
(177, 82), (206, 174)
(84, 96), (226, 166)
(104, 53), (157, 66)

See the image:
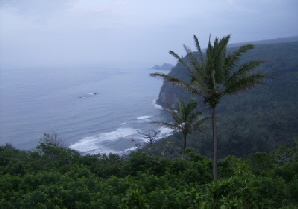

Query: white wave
(157, 126), (174, 139)
(69, 128), (137, 154)
(123, 146), (138, 153)
(69, 136), (105, 153)
(100, 128), (137, 141)
(137, 115), (153, 120)
(152, 99), (163, 110)
(87, 92), (97, 95)
(137, 127), (174, 144)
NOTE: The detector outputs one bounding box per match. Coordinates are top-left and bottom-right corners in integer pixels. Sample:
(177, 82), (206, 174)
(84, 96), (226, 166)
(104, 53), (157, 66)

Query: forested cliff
(157, 40), (298, 108)
(154, 40), (298, 158)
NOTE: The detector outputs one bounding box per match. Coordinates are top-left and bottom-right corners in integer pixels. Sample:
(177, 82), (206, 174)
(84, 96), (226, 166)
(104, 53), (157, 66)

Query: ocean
(0, 66), (172, 154)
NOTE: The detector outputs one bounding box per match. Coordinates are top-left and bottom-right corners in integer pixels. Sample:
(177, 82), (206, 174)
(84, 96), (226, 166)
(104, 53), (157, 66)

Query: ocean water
(0, 66), (172, 154)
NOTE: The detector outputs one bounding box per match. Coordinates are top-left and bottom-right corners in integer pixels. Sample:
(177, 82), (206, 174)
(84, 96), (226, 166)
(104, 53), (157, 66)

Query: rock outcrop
(152, 63), (174, 71)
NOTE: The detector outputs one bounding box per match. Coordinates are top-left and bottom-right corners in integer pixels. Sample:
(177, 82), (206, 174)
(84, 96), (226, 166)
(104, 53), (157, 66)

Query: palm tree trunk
(182, 134), (187, 159)
(211, 107), (218, 180)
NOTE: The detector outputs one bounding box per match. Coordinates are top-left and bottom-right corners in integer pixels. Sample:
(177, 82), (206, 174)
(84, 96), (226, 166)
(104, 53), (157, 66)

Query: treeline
(0, 136), (298, 209)
(0, 137), (297, 208)
(155, 41), (298, 158)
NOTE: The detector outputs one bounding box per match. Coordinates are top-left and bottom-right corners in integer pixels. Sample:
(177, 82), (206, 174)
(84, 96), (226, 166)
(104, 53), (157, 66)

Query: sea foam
(152, 99), (163, 110)
(137, 115), (153, 120)
(157, 126), (173, 139)
(70, 128), (137, 154)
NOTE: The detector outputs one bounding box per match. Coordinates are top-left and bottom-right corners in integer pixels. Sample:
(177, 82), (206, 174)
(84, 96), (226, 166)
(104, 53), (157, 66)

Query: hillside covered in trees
(154, 39), (298, 158)
(0, 138), (298, 208)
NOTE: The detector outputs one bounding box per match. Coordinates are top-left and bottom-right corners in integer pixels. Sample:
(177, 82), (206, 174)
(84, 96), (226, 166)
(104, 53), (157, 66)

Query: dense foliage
(0, 137), (297, 208)
(154, 98), (203, 159)
(152, 34), (270, 180)
(155, 41), (298, 158)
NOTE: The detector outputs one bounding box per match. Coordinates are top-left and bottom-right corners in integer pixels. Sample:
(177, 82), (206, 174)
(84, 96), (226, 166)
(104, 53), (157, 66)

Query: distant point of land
(151, 63), (173, 71)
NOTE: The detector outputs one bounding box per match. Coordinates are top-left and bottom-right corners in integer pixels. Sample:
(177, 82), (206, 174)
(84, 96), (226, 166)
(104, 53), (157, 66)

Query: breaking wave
(157, 126), (173, 139)
(137, 115), (153, 120)
(69, 128), (138, 154)
(152, 99), (163, 110)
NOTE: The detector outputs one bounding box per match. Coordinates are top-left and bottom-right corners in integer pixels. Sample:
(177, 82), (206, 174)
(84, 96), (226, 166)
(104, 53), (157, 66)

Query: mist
(1, 0), (298, 68)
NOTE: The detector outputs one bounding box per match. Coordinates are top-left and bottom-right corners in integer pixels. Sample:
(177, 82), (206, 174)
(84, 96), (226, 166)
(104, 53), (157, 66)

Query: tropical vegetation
(0, 136), (297, 208)
(153, 40), (298, 160)
(151, 35), (271, 180)
(153, 98), (203, 159)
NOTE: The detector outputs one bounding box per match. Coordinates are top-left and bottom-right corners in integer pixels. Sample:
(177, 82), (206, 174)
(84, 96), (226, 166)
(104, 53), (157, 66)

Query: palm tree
(154, 98), (204, 159)
(151, 35), (271, 180)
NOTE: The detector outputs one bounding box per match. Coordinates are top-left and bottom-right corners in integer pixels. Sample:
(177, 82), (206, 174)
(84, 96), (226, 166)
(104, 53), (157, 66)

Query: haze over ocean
(0, 66), (172, 154)
(1, 1), (297, 155)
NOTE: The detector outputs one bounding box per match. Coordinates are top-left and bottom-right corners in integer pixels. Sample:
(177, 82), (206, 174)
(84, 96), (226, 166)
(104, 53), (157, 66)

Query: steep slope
(157, 41), (298, 108)
(154, 40), (298, 157)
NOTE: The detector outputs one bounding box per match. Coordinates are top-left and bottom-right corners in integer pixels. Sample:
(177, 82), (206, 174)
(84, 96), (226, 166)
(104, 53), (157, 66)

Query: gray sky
(0, 0), (297, 68)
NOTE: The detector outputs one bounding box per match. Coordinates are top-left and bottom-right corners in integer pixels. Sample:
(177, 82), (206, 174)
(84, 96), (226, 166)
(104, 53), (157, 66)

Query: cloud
(0, 0), (297, 68)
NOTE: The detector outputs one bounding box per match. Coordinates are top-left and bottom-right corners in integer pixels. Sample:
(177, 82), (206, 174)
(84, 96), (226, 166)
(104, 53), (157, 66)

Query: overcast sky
(0, 0), (297, 68)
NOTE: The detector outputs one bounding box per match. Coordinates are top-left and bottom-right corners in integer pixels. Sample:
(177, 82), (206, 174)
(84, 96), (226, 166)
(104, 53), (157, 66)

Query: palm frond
(193, 116), (210, 130)
(191, 78), (210, 98)
(169, 50), (193, 73)
(193, 35), (205, 65)
(224, 44), (254, 80)
(212, 35), (230, 83)
(213, 35), (230, 58)
(225, 73), (272, 94)
(167, 107), (182, 124)
(227, 60), (265, 84)
(154, 98), (205, 133)
(150, 72), (198, 94)
(183, 45), (201, 71)
(225, 44), (255, 71)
